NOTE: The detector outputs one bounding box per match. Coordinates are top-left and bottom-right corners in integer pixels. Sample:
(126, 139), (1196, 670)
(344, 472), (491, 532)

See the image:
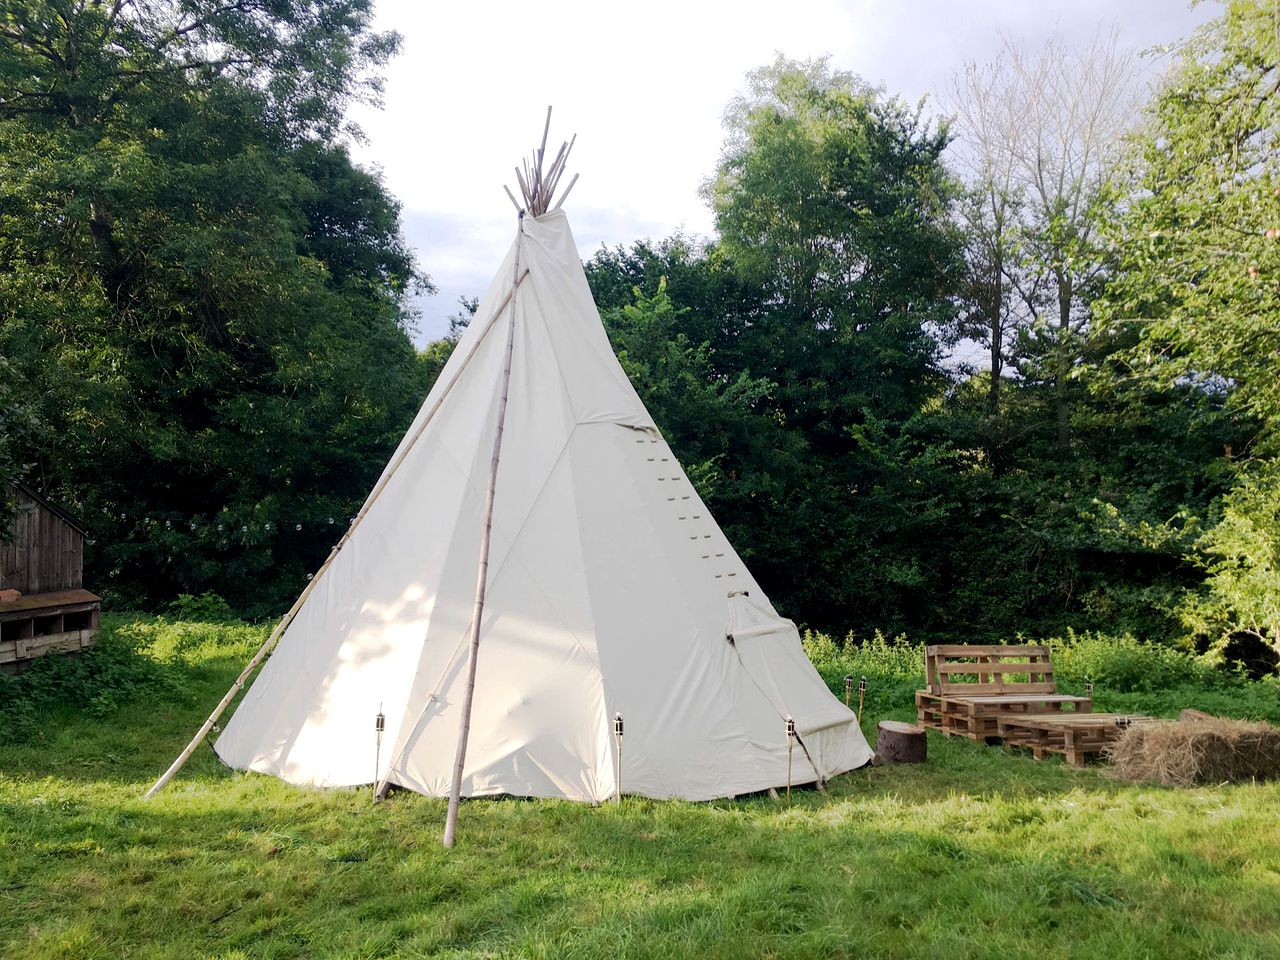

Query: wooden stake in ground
(442, 212), (526, 849)
(373, 706), (385, 798)
(785, 715), (795, 800)
(613, 712), (624, 803)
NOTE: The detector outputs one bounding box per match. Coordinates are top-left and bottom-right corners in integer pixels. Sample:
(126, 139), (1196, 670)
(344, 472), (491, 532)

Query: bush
(166, 592), (238, 623)
(802, 630), (925, 716)
(0, 609), (270, 746)
(0, 618), (191, 745)
(801, 628), (1280, 723)
(1043, 630), (1223, 693)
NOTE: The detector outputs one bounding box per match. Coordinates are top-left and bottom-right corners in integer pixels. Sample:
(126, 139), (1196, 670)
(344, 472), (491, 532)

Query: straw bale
(1105, 717), (1280, 786)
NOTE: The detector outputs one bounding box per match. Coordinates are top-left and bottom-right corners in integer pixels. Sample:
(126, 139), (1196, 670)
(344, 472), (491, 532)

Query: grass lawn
(2, 620), (1279, 959)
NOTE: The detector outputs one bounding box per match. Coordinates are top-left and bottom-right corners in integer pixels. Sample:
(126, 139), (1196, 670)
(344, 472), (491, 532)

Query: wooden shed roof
(12, 481), (89, 535)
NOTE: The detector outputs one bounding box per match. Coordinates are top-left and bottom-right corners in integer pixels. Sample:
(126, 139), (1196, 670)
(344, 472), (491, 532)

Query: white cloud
(349, 0), (1219, 342)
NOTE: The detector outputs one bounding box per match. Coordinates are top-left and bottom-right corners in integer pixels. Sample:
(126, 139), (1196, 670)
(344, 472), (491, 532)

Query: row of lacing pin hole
(634, 435), (739, 582)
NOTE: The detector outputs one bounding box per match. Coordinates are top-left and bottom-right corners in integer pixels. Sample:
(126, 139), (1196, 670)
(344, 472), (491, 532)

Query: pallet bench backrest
(924, 644), (1056, 696)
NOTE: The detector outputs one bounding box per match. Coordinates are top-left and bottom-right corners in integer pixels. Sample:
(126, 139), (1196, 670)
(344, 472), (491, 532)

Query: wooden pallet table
(942, 694), (1092, 741)
(997, 713), (1155, 767)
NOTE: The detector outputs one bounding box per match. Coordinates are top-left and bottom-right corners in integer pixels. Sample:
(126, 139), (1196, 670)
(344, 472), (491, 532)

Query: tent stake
(785, 715), (795, 801)
(143, 271), (528, 800)
(442, 212), (525, 850)
(373, 705), (385, 799)
(613, 713), (624, 803)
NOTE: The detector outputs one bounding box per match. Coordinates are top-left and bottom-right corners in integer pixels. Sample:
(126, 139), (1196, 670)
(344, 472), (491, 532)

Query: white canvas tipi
(149, 133), (872, 810)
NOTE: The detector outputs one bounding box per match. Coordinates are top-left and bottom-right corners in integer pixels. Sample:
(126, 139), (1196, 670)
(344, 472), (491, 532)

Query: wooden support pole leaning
(442, 213), (526, 849)
(143, 602), (301, 799)
(143, 271), (528, 800)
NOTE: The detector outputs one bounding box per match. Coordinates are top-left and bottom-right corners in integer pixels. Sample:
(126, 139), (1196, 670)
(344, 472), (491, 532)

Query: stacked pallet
(916, 644), (1093, 742)
(998, 713), (1155, 767)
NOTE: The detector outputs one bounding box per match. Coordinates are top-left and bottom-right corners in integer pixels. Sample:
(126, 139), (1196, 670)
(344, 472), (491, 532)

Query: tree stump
(876, 720), (927, 764)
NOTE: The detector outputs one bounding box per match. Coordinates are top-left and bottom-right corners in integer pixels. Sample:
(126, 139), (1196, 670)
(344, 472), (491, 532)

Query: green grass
(2, 618), (1280, 959)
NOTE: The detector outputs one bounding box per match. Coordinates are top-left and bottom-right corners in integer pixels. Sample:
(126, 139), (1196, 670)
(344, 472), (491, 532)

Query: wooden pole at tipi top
(142, 270), (528, 799)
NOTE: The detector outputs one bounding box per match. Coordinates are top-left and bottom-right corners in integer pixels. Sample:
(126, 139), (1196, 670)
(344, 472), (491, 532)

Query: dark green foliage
(0, 618), (188, 745)
(165, 592), (238, 623)
(591, 58), (970, 636)
(1, 1), (1277, 680)
(584, 44), (1256, 656)
(802, 629), (1280, 722)
(0, 0), (429, 614)
(1095, 0), (1280, 660)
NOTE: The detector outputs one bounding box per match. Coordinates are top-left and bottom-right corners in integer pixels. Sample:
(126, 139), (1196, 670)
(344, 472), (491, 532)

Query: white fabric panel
(214, 209), (872, 799)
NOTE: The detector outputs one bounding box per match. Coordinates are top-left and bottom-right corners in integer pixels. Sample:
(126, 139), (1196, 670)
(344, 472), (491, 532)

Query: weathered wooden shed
(0, 481), (101, 673)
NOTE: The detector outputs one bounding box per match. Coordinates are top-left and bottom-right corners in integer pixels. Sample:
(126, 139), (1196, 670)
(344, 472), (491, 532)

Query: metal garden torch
(613, 712), (624, 804)
(844, 674), (854, 707)
(785, 715), (796, 801)
(858, 676), (868, 724)
(374, 706), (385, 799)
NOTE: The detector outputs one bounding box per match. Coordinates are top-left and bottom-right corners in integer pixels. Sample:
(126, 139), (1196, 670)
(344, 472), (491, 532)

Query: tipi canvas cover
(214, 210), (873, 802)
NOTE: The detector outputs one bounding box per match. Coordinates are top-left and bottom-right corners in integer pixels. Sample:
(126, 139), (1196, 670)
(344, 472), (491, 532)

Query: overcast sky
(347, 1), (1219, 344)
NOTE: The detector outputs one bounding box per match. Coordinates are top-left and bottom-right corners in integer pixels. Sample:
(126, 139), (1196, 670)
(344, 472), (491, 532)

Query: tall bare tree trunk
(1055, 269), (1072, 453)
(988, 254), (1003, 415)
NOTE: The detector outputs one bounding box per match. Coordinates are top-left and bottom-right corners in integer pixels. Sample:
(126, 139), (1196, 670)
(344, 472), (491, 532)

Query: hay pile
(1106, 717), (1280, 786)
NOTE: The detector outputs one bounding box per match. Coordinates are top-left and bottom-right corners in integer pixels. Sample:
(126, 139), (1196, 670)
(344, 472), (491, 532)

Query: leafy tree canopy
(1096, 0), (1280, 661)
(0, 0), (429, 613)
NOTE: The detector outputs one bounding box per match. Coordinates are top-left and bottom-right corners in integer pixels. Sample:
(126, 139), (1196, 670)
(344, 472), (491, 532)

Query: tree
(601, 280), (775, 501)
(949, 32), (1140, 451)
(0, 1), (429, 613)
(0, 353), (42, 530)
(1097, 0), (1280, 661)
(949, 57), (1035, 419)
(700, 56), (966, 634)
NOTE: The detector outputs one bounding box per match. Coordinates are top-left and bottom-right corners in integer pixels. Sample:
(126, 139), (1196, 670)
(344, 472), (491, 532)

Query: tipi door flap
(726, 595), (852, 737)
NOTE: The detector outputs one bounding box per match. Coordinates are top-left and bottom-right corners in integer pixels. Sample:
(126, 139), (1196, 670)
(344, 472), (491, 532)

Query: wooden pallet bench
(997, 713), (1157, 767)
(915, 644), (1092, 741)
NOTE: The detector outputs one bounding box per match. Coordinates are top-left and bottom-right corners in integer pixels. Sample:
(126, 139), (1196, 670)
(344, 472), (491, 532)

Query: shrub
(802, 630), (925, 716)
(166, 592), (238, 623)
(0, 618), (190, 744)
(0, 609), (269, 746)
(1043, 630), (1223, 693)
(800, 628), (1280, 723)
